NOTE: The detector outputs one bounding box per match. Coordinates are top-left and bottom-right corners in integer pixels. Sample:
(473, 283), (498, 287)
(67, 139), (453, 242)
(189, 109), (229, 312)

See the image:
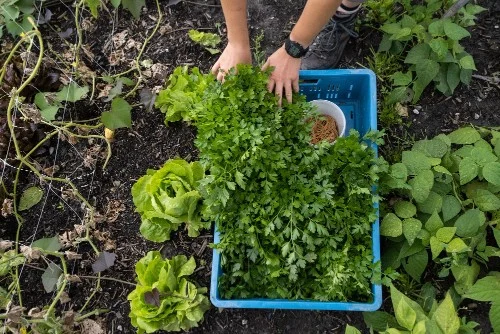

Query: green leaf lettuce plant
(132, 158), (208, 242)
(128, 252), (210, 333)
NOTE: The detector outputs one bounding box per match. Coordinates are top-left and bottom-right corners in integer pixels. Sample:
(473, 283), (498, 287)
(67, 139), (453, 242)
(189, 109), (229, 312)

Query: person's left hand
(262, 45), (301, 106)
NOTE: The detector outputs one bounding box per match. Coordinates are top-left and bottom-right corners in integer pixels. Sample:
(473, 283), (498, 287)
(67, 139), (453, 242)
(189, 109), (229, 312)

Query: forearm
(291, 0), (343, 46)
(220, 0), (250, 49)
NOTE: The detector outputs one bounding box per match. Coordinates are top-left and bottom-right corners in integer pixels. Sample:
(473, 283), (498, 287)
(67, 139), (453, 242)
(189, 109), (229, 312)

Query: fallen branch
(442, 0), (469, 19)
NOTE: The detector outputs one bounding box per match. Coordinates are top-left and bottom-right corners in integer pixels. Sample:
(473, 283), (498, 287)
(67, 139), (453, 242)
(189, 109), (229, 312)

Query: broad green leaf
(101, 97), (132, 130)
(33, 237), (61, 252)
(390, 27), (412, 40)
(381, 213), (403, 237)
(455, 209), (484, 237)
(472, 189), (500, 211)
(447, 63), (461, 94)
(460, 68), (473, 85)
(344, 325), (361, 334)
(391, 71), (412, 86)
(428, 20), (445, 36)
(436, 227), (456, 243)
(446, 238), (469, 253)
(390, 284), (426, 327)
(433, 165), (451, 175)
(413, 139), (448, 158)
(188, 29), (221, 48)
(381, 22), (402, 35)
(84, 0), (100, 17)
(42, 262), (62, 293)
(451, 261), (480, 295)
(391, 163), (408, 180)
(494, 228), (500, 248)
(425, 211), (443, 233)
(411, 170), (435, 203)
(459, 157), (478, 185)
(395, 201), (417, 219)
(402, 151), (433, 175)
(443, 20), (471, 40)
(56, 82), (89, 102)
(121, 0), (145, 19)
(405, 44), (431, 64)
(442, 195), (462, 222)
(413, 59), (440, 102)
(471, 147), (498, 166)
(490, 303), (500, 334)
(464, 276), (500, 302)
(403, 249), (427, 281)
(362, 311), (399, 332)
(19, 186), (43, 211)
(448, 127), (481, 145)
(417, 191), (442, 214)
(403, 218), (422, 246)
(459, 55), (477, 70)
(400, 15), (416, 29)
(412, 320), (427, 334)
(428, 38), (448, 59)
(110, 0), (121, 8)
(432, 293), (460, 334)
(430, 236), (444, 259)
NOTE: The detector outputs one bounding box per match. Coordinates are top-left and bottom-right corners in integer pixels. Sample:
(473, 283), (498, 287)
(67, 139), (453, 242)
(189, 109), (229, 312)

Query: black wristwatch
(284, 37), (309, 58)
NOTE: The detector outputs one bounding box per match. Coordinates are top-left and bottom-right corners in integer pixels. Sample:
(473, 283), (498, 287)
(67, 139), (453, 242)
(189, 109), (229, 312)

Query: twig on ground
(442, 0), (469, 19)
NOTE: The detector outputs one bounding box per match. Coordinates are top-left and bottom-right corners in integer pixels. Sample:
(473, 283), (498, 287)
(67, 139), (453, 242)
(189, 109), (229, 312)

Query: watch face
(290, 44), (300, 57)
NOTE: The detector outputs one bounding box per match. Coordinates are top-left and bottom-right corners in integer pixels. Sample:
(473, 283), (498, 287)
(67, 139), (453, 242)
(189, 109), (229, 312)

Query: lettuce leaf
(132, 159), (209, 242)
(128, 252), (210, 333)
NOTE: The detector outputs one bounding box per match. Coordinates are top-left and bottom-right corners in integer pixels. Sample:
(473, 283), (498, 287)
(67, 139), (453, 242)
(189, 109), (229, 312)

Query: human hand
(211, 42), (252, 82)
(262, 46), (301, 106)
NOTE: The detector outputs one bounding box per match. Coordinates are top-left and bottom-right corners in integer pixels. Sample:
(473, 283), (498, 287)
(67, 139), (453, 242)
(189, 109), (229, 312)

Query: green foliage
(362, 283), (478, 333)
(18, 185), (43, 211)
(156, 65), (380, 301)
(128, 252), (210, 333)
(376, 0), (484, 104)
(101, 97), (132, 130)
(188, 29), (221, 54)
(84, 0), (146, 19)
(464, 274), (500, 334)
(131, 159), (208, 242)
(35, 82), (90, 122)
(155, 66), (214, 125)
(0, 250), (24, 276)
(0, 0), (35, 38)
(380, 126), (500, 286)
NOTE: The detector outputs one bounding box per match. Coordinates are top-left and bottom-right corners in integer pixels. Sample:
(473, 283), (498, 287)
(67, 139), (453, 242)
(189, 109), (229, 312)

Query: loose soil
(1, 0), (500, 333)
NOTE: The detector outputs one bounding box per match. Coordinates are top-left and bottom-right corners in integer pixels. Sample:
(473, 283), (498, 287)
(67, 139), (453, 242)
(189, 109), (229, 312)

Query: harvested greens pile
(156, 65), (380, 302)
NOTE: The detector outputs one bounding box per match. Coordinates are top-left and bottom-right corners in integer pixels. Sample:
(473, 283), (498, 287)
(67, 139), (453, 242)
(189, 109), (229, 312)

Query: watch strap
(285, 37), (309, 58)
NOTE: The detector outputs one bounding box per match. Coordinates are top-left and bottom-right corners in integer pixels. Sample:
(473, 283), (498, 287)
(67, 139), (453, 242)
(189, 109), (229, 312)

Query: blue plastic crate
(210, 69), (382, 311)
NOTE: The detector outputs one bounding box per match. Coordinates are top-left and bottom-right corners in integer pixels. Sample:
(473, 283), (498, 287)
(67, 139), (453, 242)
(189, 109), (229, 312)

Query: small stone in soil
(412, 109), (419, 115)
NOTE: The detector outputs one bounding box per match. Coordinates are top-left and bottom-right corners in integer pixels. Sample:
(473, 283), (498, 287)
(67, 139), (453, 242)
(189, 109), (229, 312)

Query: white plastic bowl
(309, 99), (346, 139)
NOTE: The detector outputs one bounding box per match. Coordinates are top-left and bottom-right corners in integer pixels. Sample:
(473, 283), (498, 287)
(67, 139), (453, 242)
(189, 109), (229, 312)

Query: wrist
(284, 37), (309, 58)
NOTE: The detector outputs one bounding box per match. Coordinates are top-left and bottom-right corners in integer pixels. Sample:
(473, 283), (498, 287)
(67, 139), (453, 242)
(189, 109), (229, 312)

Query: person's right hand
(211, 42), (252, 82)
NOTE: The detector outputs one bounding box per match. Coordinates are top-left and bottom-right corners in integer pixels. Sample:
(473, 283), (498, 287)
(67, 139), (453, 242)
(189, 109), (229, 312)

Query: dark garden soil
(2, 0), (500, 333)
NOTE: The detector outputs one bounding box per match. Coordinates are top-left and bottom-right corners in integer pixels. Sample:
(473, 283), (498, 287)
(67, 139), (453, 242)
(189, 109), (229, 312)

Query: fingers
(211, 61), (220, 76)
(262, 59), (270, 71)
(267, 78), (275, 94)
(275, 82), (283, 107)
(292, 79), (299, 93)
(284, 80), (293, 104)
(217, 69), (225, 83)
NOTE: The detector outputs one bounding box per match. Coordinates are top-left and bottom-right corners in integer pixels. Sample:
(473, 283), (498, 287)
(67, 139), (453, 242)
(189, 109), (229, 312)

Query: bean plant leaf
(446, 238), (469, 253)
(471, 147), (498, 166)
(403, 218), (422, 246)
(413, 139), (449, 158)
(362, 311), (399, 332)
(442, 195), (462, 222)
(443, 20), (471, 40)
(452, 261), (480, 295)
(19, 186), (43, 211)
(436, 227), (456, 243)
(448, 127), (481, 145)
(101, 97), (132, 130)
(344, 325), (361, 334)
(42, 262), (62, 293)
(447, 63), (461, 94)
(32, 237), (61, 252)
(459, 55), (477, 70)
(483, 162), (500, 186)
(459, 157), (478, 185)
(411, 170), (434, 203)
(391, 71), (412, 86)
(402, 151), (433, 175)
(121, 0), (145, 19)
(454, 209), (484, 237)
(381, 213), (402, 237)
(110, 0), (121, 8)
(432, 293), (460, 334)
(390, 284), (426, 329)
(56, 82), (89, 103)
(417, 191), (442, 214)
(430, 236), (444, 259)
(394, 201), (416, 219)
(405, 44), (431, 65)
(464, 276), (500, 302)
(428, 38), (448, 59)
(84, 0), (100, 17)
(413, 59), (439, 102)
(490, 303), (500, 334)
(92, 252), (116, 273)
(403, 249), (427, 281)
(472, 189), (500, 211)
(425, 211), (444, 233)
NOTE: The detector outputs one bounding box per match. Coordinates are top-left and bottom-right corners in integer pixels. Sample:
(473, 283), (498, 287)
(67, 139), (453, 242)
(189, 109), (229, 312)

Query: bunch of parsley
(157, 65), (380, 301)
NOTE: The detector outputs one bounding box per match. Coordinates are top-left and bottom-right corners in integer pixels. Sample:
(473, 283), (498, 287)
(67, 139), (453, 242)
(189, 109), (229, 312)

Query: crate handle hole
(300, 79), (319, 85)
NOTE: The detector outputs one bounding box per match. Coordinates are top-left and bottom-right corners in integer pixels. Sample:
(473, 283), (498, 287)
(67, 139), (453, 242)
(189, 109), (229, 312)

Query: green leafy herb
(188, 29), (221, 54)
(131, 159), (208, 242)
(128, 252), (210, 332)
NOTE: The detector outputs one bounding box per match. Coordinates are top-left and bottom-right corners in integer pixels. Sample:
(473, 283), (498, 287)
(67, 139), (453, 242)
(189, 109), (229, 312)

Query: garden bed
(1, 0), (500, 332)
